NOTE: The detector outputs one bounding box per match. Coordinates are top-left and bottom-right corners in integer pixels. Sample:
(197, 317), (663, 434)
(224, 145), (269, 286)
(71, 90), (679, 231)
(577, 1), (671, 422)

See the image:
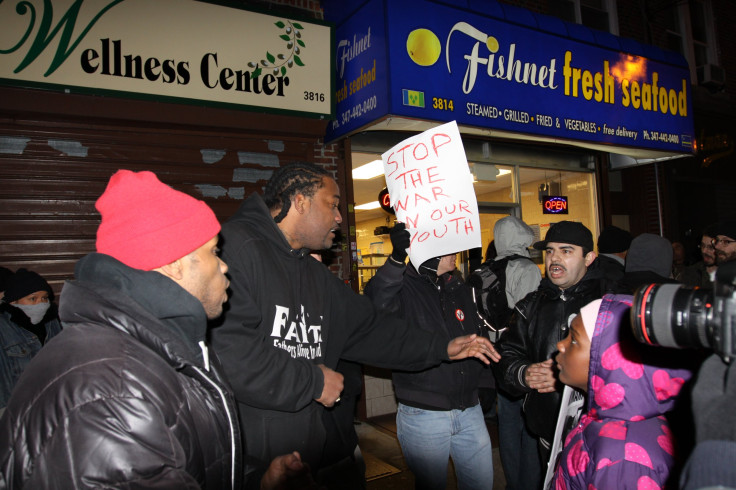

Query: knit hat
(96, 170), (221, 271)
(597, 226), (633, 254)
(702, 223), (718, 240)
(4, 268), (52, 303)
(533, 221), (594, 251)
(579, 298), (602, 341)
(625, 233), (672, 276)
(0, 267), (13, 294)
(714, 219), (736, 240)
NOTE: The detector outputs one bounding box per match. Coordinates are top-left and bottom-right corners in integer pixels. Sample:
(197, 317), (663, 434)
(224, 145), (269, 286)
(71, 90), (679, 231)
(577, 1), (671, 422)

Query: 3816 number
(304, 91), (325, 102)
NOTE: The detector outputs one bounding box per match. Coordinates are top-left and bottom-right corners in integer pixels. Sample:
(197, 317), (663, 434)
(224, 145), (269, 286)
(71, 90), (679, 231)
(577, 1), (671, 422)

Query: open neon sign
(543, 196), (568, 214)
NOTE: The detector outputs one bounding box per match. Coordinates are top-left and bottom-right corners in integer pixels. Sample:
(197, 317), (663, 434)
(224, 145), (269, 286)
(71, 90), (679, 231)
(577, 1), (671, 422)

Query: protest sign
(543, 385), (585, 489)
(381, 121), (481, 269)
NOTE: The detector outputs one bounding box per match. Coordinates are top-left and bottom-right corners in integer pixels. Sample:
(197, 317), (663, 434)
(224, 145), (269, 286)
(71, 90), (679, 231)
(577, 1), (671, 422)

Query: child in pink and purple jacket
(552, 294), (693, 490)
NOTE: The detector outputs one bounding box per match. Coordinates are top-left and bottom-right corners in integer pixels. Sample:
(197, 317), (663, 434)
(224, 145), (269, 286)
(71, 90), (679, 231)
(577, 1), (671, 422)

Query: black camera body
(632, 261), (736, 362)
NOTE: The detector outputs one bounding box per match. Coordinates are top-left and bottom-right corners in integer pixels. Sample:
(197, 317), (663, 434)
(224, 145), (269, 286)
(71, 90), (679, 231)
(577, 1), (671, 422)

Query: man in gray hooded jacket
(491, 216), (542, 490)
(622, 233), (679, 293)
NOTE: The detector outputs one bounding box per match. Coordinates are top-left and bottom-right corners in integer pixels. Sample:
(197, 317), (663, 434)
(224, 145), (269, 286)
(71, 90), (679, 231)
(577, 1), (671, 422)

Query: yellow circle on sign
(407, 28), (441, 66)
(486, 36), (499, 52)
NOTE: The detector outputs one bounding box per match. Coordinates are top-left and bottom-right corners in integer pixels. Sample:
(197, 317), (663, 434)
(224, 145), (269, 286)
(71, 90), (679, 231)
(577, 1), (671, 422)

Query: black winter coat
(0, 254), (242, 489)
(365, 261), (485, 411)
(496, 261), (621, 443)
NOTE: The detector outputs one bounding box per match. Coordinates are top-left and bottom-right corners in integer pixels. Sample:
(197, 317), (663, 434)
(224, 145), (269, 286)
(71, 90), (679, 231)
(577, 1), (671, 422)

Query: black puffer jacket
(0, 254), (242, 489)
(496, 261), (620, 442)
(365, 261), (484, 411)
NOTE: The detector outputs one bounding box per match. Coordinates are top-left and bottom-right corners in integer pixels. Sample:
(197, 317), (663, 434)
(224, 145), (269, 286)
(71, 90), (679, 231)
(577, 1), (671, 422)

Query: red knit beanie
(95, 170), (221, 271)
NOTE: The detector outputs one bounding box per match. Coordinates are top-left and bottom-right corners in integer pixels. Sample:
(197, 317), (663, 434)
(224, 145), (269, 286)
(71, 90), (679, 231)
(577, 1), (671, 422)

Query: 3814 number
(432, 97), (454, 111)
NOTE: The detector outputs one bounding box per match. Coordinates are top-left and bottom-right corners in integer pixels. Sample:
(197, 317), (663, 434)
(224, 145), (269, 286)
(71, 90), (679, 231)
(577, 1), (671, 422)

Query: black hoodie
(365, 260), (485, 411)
(210, 193), (450, 473)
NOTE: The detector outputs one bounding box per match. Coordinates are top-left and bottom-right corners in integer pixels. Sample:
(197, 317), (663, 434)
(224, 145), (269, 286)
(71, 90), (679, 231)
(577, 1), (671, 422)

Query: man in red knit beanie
(0, 170), (312, 489)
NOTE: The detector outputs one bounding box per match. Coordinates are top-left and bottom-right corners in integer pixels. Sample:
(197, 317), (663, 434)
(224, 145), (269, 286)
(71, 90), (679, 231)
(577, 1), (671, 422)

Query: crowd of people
(0, 163), (734, 489)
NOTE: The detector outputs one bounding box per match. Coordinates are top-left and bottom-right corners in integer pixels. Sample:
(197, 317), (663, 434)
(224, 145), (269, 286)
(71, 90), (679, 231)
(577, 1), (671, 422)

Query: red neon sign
(543, 196), (568, 214)
(378, 188), (395, 214)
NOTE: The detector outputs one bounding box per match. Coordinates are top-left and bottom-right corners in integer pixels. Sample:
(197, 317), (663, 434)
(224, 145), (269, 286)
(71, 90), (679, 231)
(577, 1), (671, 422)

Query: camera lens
(631, 283), (714, 350)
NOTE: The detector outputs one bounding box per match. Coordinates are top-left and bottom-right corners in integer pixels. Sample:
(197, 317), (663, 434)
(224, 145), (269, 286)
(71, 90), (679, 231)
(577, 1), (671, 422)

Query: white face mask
(14, 302), (51, 325)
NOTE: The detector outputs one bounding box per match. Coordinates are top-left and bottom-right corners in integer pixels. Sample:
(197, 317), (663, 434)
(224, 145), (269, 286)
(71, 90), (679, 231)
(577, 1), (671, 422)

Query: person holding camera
(678, 258), (736, 489)
(679, 352), (736, 489)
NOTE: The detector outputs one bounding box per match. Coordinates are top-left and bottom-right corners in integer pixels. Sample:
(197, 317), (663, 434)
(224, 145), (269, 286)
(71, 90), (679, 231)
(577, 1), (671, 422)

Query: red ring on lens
(637, 284), (657, 345)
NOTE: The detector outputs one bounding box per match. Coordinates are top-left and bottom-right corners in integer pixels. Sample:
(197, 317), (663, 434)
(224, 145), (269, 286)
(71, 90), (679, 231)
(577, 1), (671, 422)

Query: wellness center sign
(327, 0), (694, 153)
(0, 0), (333, 117)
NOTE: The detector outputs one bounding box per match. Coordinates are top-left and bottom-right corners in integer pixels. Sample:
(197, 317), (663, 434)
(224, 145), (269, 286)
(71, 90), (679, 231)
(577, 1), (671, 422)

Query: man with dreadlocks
(210, 162), (497, 488)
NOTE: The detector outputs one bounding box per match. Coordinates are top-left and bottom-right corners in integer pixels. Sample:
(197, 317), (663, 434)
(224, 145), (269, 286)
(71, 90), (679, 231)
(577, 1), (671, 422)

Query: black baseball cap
(533, 221), (594, 251)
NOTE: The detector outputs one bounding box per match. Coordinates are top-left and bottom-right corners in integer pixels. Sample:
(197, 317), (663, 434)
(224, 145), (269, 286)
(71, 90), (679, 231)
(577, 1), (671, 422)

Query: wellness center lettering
(80, 39), (290, 97)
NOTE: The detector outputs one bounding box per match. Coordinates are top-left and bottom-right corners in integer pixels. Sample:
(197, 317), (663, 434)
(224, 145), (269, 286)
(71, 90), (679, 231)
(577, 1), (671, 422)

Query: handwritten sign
(381, 121), (481, 269)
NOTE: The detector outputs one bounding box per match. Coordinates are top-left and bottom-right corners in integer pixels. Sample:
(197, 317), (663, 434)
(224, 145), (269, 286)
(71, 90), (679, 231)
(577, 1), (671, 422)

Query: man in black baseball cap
(532, 221), (596, 291)
(497, 220), (621, 474)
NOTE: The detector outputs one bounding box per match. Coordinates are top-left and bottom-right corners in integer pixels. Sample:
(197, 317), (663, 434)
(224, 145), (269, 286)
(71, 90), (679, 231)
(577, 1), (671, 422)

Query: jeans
(396, 403), (493, 490)
(497, 392), (541, 490)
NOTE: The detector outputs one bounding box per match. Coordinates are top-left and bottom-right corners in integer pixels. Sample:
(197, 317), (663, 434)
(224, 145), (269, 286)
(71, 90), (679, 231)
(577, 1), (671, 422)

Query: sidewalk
(356, 413), (506, 489)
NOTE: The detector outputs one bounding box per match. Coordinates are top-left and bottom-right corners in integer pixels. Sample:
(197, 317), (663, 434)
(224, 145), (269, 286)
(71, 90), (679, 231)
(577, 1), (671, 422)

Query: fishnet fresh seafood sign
(0, 0), (333, 116)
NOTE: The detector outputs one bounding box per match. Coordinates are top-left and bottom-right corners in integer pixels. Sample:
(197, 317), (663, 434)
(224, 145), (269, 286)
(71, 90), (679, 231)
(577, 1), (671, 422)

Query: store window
(548, 0), (619, 35)
(518, 167), (598, 245)
(352, 150), (598, 287)
(472, 166), (598, 277)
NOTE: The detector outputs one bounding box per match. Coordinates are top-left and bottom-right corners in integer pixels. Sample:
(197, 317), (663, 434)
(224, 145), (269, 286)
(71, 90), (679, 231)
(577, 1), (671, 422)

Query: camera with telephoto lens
(631, 261), (736, 362)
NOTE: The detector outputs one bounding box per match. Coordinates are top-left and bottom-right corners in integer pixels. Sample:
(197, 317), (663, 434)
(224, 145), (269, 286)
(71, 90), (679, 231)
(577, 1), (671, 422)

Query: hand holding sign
(389, 223), (411, 263)
(381, 121), (481, 269)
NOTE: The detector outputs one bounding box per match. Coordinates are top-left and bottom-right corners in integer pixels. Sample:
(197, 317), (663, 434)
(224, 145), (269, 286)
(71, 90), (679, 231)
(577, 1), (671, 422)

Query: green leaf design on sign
(247, 19), (306, 78)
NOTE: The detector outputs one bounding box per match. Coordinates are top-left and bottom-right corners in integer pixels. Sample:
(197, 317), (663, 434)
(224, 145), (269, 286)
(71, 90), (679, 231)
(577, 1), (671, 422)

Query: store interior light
(352, 159), (384, 180)
(355, 201), (382, 210)
(471, 163), (511, 182)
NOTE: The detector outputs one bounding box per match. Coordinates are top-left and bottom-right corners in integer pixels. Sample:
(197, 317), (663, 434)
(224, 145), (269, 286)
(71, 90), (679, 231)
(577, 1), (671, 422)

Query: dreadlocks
(264, 162), (332, 223)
